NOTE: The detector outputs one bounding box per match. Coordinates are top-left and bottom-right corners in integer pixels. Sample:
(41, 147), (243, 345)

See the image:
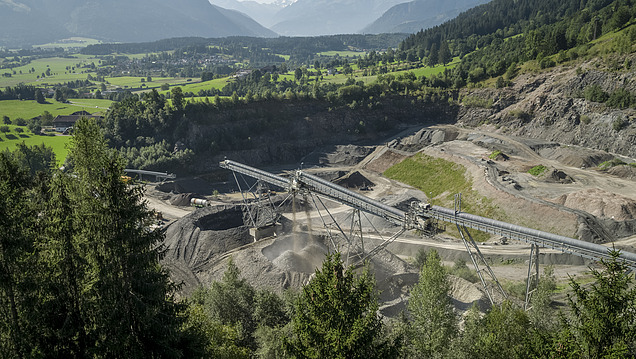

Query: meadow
(107, 76), (198, 90)
(0, 56), (100, 88)
(33, 37), (102, 49)
(0, 125), (71, 166)
(318, 51), (367, 57)
(0, 99), (112, 120)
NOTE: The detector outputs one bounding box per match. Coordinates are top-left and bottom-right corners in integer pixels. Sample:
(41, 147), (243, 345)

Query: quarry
(145, 123), (636, 315)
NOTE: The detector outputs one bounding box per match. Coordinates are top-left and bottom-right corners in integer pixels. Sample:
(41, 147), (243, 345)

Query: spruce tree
(67, 118), (182, 357)
(407, 250), (457, 358)
(563, 250), (636, 358)
(285, 252), (399, 359)
(0, 153), (37, 358)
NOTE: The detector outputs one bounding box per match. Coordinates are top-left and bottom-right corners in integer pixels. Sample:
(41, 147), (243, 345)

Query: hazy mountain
(208, 0), (285, 27)
(362, 0), (489, 34)
(270, 0), (408, 36)
(0, 0), (71, 47)
(0, 0), (276, 48)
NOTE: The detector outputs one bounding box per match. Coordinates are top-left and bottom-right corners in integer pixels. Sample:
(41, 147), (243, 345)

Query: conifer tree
(0, 153), (37, 358)
(285, 252), (399, 359)
(407, 250), (457, 358)
(67, 118), (182, 357)
(562, 250), (636, 358)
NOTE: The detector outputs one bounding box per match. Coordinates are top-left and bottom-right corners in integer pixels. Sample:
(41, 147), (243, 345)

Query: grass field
(0, 125), (71, 166)
(157, 77), (234, 96)
(384, 153), (505, 241)
(320, 59), (460, 85)
(0, 99), (112, 120)
(0, 56), (99, 88)
(318, 51), (367, 57)
(33, 37), (102, 49)
(106, 76), (197, 90)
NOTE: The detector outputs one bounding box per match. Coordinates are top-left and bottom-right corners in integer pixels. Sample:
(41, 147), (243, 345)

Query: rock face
(388, 127), (459, 152)
(185, 99), (453, 173)
(456, 62), (636, 159)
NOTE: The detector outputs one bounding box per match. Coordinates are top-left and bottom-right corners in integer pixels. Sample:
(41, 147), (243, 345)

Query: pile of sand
(263, 234), (329, 274)
(319, 145), (374, 166)
(551, 188), (636, 221)
(544, 169), (574, 184)
(538, 145), (613, 168)
(162, 206), (251, 269)
(364, 149), (408, 173)
(608, 165), (636, 180)
(449, 276), (489, 312)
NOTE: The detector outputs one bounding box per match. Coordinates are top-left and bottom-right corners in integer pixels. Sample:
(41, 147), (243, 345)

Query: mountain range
(0, 0), (276, 48)
(210, 0), (490, 36)
(362, 0), (489, 34)
(268, 0), (407, 36)
(1, 0), (492, 47)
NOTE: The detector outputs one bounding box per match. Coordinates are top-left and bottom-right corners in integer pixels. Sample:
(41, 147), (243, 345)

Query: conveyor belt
(220, 160), (636, 268)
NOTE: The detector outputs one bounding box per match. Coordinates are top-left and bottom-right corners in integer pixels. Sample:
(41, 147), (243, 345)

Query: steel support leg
(524, 244), (540, 310)
(456, 224), (508, 305)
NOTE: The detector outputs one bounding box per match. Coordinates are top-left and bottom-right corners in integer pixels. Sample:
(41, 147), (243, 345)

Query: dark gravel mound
(333, 171), (375, 189)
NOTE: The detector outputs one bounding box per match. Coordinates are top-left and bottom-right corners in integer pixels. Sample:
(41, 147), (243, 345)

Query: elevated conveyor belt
(422, 205), (636, 267)
(220, 160), (636, 268)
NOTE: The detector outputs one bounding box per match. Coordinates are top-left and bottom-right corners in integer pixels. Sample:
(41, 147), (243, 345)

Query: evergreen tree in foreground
(407, 250), (458, 358)
(0, 152), (38, 358)
(66, 118), (183, 357)
(556, 249), (636, 358)
(285, 252), (400, 359)
(0, 119), (188, 358)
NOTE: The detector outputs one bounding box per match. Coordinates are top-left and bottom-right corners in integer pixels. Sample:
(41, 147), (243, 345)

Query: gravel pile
(170, 193), (196, 206)
(551, 188), (636, 221)
(538, 145), (613, 168)
(333, 171), (375, 189)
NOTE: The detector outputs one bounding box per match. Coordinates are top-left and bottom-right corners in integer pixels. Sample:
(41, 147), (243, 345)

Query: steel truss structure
(220, 160), (636, 306)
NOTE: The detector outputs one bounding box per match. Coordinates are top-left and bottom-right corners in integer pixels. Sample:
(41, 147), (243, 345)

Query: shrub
(584, 85), (608, 103)
(606, 88), (635, 109)
(0, 125), (9, 133)
(489, 150), (503, 159)
(14, 127), (23, 133)
(528, 165), (547, 176)
(14, 118), (26, 126)
(539, 57), (556, 69)
(598, 158), (626, 170)
(612, 117), (627, 131)
(450, 259), (479, 283)
(495, 77), (507, 88)
(509, 109), (531, 121)
(462, 96), (493, 108)
(580, 114), (591, 124)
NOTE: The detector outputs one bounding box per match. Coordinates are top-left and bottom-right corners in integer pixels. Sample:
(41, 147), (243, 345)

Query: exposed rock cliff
(456, 58), (636, 159)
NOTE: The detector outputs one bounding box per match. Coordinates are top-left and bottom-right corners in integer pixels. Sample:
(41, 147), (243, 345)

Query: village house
(53, 111), (103, 133)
